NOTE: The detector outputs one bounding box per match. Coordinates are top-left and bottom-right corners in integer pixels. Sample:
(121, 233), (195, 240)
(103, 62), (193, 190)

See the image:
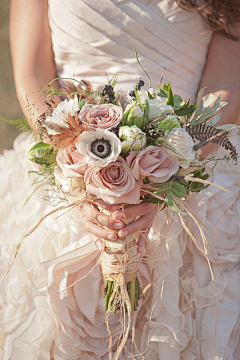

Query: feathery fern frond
(186, 124), (238, 163)
(0, 116), (31, 132)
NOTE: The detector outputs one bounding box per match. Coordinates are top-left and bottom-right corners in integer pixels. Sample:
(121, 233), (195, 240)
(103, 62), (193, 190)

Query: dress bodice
(48, 0), (212, 101)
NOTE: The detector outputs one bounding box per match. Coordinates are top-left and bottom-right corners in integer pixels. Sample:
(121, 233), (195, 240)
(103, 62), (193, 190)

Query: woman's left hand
(94, 202), (158, 253)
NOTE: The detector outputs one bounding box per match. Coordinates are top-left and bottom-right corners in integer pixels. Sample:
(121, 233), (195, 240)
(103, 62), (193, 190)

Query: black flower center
(91, 138), (112, 158)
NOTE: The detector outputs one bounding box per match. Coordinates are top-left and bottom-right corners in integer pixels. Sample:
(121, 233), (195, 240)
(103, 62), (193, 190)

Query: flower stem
(130, 279), (136, 311)
(105, 281), (113, 310)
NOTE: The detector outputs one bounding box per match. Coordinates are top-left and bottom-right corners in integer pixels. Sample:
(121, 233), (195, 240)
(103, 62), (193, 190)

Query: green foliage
(47, 87), (66, 96)
(79, 98), (87, 110)
(190, 88), (227, 125)
(27, 141), (57, 168)
(0, 115), (31, 132)
(110, 73), (118, 88)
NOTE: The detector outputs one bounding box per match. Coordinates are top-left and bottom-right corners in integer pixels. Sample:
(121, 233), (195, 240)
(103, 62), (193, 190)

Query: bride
(1, 0), (240, 359)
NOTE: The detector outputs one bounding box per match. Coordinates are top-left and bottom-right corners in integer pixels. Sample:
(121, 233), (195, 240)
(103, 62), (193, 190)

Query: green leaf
(174, 105), (196, 117)
(152, 181), (173, 188)
(155, 87), (168, 98)
(78, 98), (87, 111)
(165, 193), (185, 214)
(171, 188), (185, 199)
(147, 91), (154, 99)
(141, 196), (165, 205)
(28, 142), (52, 157)
(216, 124), (240, 131)
(172, 181), (188, 196)
(173, 95), (184, 110)
(190, 87), (206, 123)
(167, 83), (174, 106)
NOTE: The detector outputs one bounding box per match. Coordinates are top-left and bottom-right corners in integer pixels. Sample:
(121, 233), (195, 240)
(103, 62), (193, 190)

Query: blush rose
(56, 144), (88, 178)
(126, 146), (179, 183)
(84, 157), (140, 204)
(79, 103), (123, 130)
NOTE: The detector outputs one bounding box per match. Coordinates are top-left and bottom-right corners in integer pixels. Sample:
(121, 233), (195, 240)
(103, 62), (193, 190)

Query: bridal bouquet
(2, 66), (238, 359)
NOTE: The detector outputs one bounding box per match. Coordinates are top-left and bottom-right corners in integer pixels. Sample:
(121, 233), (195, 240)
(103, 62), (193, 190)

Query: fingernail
(113, 212), (123, 220)
(114, 222), (123, 229)
(112, 205), (120, 211)
(96, 240), (102, 251)
(107, 233), (117, 240)
(120, 230), (129, 237)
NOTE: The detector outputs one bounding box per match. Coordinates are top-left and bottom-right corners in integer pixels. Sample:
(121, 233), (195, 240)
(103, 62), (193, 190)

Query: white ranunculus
(54, 166), (78, 192)
(165, 127), (196, 169)
(140, 91), (173, 121)
(123, 101), (144, 127)
(119, 125), (146, 153)
(75, 128), (121, 167)
(43, 94), (79, 135)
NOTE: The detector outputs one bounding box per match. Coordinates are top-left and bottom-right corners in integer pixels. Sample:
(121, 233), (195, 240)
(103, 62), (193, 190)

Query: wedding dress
(1, 1), (240, 359)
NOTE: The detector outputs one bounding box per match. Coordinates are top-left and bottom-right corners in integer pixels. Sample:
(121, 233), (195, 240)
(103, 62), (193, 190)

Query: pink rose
(84, 157), (140, 204)
(57, 145), (88, 178)
(126, 146), (179, 183)
(79, 104), (123, 130)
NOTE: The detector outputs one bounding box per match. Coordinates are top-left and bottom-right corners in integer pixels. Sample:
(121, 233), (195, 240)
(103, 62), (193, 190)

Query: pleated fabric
(48, 0), (212, 101)
(1, 2), (240, 360)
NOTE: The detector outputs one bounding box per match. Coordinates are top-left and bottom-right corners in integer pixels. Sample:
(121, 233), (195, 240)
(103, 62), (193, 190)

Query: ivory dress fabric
(1, 1), (240, 359)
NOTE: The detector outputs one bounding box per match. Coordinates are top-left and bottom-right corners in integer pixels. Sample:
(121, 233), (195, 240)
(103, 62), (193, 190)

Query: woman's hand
(79, 201), (157, 253)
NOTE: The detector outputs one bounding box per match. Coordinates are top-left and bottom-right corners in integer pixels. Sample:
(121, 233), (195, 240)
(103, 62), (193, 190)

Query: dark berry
(149, 131), (154, 137)
(158, 130), (164, 135)
(129, 90), (136, 98)
(137, 78), (145, 88)
(105, 95), (115, 103)
(149, 124), (154, 130)
(103, 85), (113, 95)
(153, 133), (159, 139)
(101, 90), (106, 96)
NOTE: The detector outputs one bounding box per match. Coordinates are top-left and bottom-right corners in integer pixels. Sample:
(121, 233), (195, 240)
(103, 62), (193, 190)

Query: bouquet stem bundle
(99, 209), (145, 359)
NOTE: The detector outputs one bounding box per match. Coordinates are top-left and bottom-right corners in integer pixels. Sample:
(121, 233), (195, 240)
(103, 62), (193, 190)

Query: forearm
(10, 0), (60, 128)
(198, 30), (240, 157)
(16, 75), (60, 127)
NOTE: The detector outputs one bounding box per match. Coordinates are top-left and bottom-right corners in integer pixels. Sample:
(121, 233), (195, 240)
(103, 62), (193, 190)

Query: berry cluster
(129, 78), (145, 98)
(101, 85), (115, 103)
(145, 124), (163, 140)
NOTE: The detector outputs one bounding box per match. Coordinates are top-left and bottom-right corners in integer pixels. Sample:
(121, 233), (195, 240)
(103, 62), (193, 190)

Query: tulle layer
(0, 132), (240, 360)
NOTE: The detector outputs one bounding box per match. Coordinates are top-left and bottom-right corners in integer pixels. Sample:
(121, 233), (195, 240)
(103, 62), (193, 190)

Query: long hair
(176, 0), (240, 40)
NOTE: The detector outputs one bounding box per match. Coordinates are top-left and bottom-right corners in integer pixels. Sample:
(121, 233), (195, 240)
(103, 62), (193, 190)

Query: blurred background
(0, 0), (22, 154)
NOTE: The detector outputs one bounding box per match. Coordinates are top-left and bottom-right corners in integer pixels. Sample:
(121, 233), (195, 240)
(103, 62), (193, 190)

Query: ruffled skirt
(0, 132), (240, 360)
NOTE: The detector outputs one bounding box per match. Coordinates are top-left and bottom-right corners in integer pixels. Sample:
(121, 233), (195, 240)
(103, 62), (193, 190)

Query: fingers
(112, 202), (156, 221)
(91, 235), (103, 251)
(118, 206), (157, 238)
(79, 201), (124, 230)
(82, 217), (118, 241)
(92, 199), (121, 213)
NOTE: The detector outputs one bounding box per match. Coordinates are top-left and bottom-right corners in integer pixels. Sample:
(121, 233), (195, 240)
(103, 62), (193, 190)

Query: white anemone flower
(75, 128), (122, 167)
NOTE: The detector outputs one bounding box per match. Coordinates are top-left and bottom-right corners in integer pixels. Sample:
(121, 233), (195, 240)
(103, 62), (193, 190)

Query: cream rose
(75, 128), (121, 167)
(56, 144), (88, 178)
(126, 146), (179, 183)
(43, 94), (79, 135)
(84, 157), (140, 204)
(79, 103), (123, 130)
(165, 127), (196, 169)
